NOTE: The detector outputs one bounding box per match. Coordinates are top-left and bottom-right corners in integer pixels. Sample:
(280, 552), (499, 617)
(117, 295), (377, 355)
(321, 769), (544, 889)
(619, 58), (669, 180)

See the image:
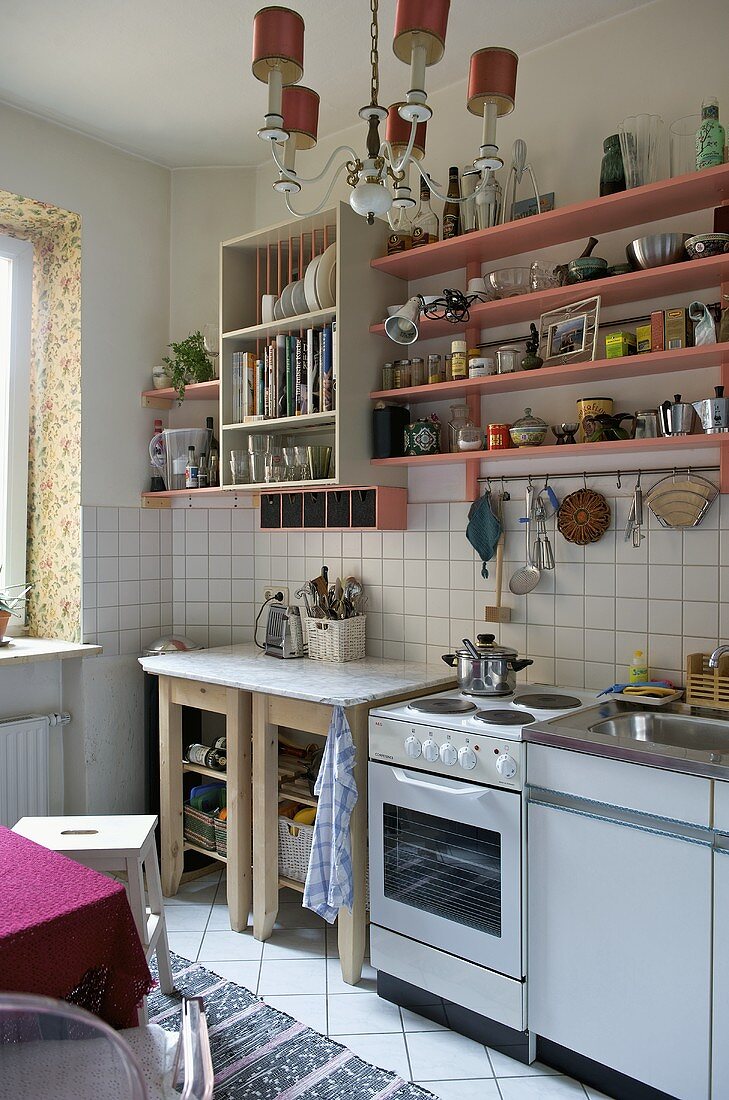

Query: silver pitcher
(693, 386), (729, 434)
(634, 409), (662, 438)
(659, 394), (699, 436)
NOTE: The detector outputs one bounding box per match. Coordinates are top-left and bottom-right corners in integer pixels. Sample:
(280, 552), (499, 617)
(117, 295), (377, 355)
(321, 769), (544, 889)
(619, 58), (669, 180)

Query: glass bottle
(450, 339), (468, 380)
(460, 167), (480, 232)
(206, 415), (219, 455)
(386, 205), (413, 254)
(448, 403), (474, 453)
(149, 418), (165, 492)
(696, 97), (726, 170)
(599, 134), (626, 195)
(442, 166), (461, 239)
(411, 175), (439, 247)
(185, 446), (199, 489)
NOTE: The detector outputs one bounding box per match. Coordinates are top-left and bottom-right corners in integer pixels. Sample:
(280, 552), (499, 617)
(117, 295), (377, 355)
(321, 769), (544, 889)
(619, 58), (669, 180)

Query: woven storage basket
(685, 652), (729, 711)
(214, 816), (228, 859)
(278, 816), (315, 882)
(306, 614), (366, 663)
(183, 804), (216, 851)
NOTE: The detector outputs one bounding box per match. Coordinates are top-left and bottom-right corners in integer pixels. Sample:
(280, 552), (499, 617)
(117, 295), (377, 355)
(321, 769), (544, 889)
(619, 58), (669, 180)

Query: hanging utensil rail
(478, 464), (719, 487)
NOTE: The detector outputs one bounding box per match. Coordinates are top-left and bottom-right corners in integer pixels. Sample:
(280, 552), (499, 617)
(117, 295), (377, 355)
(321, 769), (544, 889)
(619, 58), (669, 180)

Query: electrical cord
(421, 288), (484, 326)
(254, 593), (284, 649)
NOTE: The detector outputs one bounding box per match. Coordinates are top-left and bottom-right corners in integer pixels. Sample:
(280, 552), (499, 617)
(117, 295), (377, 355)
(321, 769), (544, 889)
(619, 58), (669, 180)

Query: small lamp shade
(393, 0), (450, 66)
(252, 6), (305, 85)
(281, 85), (320, 150)
(467, 47), (518, 117)
(386, 103), (427, 159)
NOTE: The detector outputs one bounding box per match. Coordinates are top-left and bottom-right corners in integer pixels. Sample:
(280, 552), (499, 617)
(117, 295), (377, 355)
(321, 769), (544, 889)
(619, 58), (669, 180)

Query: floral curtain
(0, 191), (81, 640)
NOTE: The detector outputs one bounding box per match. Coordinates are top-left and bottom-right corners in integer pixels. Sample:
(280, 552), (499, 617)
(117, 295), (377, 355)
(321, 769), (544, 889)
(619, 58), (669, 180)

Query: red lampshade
(252, 6), (305, 85)
(281, 85), (319, 150)
(467, 47), (518, 117)
(393, 0), (450, 66)
(386, 103), (427, 159)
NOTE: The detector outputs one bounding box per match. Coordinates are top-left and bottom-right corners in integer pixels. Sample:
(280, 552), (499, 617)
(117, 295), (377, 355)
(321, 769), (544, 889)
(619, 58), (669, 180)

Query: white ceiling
(0, 0), (656, 169)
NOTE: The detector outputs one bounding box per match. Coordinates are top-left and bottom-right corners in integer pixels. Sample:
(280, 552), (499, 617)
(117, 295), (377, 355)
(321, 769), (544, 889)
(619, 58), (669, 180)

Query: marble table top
(139, 643), (456, 707)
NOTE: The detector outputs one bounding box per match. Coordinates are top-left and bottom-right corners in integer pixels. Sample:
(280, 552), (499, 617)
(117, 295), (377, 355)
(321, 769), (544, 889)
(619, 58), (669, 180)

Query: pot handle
(509, 658), (534, 672)
(442, 654), (457, 668)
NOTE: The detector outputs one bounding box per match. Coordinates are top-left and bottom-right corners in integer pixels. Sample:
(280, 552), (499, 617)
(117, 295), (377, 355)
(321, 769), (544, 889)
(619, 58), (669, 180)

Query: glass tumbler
(618, 114), (667, 188)
(230, 449), (249, 485)
(669, 114), (701, 177)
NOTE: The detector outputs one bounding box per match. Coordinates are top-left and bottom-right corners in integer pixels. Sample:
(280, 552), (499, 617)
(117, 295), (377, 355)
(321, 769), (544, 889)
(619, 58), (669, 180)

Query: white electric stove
(367, 684), (597, 1063)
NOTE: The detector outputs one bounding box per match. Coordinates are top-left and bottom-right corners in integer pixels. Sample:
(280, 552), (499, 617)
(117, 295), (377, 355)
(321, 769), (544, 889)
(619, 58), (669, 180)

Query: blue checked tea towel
(303, 705), (358, 922)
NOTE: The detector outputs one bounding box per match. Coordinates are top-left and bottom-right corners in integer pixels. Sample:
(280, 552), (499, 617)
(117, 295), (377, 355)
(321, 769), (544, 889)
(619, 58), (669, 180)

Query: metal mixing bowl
(626, 233), (691, 269)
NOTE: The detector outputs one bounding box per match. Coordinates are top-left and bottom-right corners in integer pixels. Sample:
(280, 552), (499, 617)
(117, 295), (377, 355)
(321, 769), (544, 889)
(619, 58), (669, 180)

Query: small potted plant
(0, 567), (31, 642)
(162, 330), (216, 402)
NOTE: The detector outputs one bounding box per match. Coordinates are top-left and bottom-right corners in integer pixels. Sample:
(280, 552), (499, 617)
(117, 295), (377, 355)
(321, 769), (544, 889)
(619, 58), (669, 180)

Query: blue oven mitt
(466, 493), (502, 579)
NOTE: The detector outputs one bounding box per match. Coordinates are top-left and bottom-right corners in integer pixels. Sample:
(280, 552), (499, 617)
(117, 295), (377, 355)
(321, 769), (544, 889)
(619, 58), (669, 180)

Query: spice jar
(448, 403), (473, 453)
(427, 354), (442, 385)
(469, 356), (496, 378)
(410, 357), (425, 387)
(487, 423), (512, 450)
(496, 345), (521, 374)
(381, 363), (394, 390)
(451, 339), (468, 380)
(444, 354), (453, 382)
(393, 359), (411, 389)
(457, 425), (484, 451)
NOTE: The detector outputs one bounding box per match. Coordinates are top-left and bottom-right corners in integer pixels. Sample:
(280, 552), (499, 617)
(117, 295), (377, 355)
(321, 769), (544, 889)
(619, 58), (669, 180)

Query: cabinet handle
(528, 789), (712, 848)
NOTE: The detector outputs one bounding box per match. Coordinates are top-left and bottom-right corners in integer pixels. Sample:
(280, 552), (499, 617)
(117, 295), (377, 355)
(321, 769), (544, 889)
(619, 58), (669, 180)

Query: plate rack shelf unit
(368, 162), (729, 498)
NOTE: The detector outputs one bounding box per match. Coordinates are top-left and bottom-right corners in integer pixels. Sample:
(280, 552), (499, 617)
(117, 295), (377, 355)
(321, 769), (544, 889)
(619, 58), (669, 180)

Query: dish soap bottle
(696, 97), (726, 170)
(629, 649), (648, 684)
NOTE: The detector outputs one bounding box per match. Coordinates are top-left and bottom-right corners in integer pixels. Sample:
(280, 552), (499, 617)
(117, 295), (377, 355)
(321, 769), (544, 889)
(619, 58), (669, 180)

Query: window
(0, 235), (33, 606)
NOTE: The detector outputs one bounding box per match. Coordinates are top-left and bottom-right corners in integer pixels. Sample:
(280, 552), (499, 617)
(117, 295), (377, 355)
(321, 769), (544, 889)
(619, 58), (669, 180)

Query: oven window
(383, 804), (502, 936)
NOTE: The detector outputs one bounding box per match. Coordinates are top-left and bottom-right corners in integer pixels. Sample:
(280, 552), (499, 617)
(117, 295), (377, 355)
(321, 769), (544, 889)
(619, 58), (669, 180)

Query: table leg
(253, 693), (279, 940)
(159, 677), (184, 897)
(226, 688), (252, 932)
(337, 704), (368, 985)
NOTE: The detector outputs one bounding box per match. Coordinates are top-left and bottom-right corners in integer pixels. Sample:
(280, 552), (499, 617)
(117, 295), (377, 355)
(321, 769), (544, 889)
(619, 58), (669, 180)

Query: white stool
(13, 815), (175, 1018)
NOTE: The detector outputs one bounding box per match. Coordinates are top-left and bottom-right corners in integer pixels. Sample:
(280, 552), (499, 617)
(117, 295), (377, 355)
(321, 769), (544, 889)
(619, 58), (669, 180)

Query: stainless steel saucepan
(442, 634), (533, 696)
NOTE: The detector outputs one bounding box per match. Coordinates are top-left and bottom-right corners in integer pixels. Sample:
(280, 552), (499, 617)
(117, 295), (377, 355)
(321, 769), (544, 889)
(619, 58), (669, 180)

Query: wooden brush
(484, 531), (511, 623)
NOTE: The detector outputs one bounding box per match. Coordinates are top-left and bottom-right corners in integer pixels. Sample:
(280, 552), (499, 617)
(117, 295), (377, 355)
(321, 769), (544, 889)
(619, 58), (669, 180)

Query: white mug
(261, 294), (277, 323)
(466, 277), (488, 298)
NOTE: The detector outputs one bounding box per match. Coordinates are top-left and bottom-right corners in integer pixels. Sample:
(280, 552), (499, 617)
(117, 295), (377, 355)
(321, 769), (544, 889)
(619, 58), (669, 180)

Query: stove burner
(514, 692), (582, 711)
(475, 709), (536, 726)
(407, 697), (478, 715)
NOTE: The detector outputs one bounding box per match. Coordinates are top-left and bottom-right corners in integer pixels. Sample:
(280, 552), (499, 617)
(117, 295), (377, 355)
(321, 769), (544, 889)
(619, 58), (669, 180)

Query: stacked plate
(269, 242), (336, 321)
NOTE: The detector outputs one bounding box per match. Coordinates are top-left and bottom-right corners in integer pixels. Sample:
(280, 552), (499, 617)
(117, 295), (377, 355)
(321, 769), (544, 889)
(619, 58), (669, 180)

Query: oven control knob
(496, 753), (517, 779)
(440, 742), (458, 766)
(404, 736), (422, 759)
(423, 739), (440, 762)
(458, 747), (477, 771)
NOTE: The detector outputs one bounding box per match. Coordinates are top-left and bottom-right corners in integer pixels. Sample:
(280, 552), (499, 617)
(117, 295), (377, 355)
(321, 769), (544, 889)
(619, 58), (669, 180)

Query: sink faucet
(709, 645), (729, 669)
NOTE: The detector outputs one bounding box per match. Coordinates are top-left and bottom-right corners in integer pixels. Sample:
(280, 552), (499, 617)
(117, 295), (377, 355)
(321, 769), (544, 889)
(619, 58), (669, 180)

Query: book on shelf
(234, 324), (332, 424)
(231, 351), (255, 423)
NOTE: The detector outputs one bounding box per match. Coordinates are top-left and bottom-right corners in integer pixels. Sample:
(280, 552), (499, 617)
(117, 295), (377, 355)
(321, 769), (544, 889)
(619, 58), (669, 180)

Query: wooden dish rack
(685, 653), (729, 711)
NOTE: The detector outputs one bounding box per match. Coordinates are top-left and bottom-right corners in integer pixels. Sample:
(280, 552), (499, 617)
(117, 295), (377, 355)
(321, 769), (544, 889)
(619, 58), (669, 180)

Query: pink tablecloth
(0, 826), (152, 1027)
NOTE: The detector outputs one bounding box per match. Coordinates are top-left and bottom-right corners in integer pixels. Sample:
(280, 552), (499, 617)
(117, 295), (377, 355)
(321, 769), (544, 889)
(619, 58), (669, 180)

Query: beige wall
(0, 102), (170, 508)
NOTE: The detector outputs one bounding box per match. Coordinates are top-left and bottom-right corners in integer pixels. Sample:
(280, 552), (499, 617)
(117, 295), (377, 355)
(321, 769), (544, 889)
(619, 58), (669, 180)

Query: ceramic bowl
(608, 262), (634, 277)
(566, 257), (608, 283)
(509, 423), (548, 447)
(487, 268), (531, 298)
(685, 232), (729, 259)
(626, 233), (691, 269)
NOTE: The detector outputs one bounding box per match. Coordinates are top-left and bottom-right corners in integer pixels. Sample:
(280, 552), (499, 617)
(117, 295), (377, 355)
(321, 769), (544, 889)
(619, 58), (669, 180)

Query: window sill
(0, 637), (103, 666)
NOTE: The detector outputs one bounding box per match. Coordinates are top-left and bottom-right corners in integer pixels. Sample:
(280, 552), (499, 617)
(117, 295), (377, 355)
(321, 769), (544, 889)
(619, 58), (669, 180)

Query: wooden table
(141, 645), (455, 984)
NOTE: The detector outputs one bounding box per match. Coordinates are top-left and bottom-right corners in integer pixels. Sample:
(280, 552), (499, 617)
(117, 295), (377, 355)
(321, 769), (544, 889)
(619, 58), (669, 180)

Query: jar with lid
(457, 425), (484, 451)
(451, 339), (468, 380)
(448, 403), (474, 453)
(381, 363), (394, 390)
(444, 354), (453, 382)
(393, 359), (411, 389)
(496, 345), (521, 374)
(469, 356), (496, 378)
(410, 357), (425, 387)
(427, 354), (442, 385)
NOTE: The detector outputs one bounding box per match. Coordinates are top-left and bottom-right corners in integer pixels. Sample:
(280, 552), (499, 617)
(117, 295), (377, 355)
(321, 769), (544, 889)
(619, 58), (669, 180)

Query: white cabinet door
(713, 846), (729, 1096)
(528, 798), (712, 1100)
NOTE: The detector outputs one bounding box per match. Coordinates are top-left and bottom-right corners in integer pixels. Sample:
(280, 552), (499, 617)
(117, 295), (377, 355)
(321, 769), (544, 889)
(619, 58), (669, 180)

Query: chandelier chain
(370, 0), (379, 107)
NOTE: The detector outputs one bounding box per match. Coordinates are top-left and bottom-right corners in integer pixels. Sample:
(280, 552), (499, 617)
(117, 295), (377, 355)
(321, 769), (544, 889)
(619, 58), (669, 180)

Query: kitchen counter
(139, 643), (455, 707)
(0, 637), (102, 665)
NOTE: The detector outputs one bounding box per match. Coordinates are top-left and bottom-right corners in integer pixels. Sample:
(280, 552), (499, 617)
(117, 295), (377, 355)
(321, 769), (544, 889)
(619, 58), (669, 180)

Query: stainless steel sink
(589, 711), (729, 753)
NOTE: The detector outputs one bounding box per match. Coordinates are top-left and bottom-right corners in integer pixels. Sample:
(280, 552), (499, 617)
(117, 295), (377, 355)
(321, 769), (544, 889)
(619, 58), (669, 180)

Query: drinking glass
(618, 115), (667, 188)
(669, 114), (701, 178)
(230, 450), (249, 485)
(202, 323), (219, 375)
(264, 453), (284, 484)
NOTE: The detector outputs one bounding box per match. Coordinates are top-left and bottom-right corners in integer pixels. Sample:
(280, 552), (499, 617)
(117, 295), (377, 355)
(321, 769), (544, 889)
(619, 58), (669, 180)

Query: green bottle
(696, 97), (725, 170)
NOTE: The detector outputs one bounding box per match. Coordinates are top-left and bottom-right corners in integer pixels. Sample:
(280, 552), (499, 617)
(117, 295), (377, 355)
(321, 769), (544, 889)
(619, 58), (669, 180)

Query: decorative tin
(404, 414), (441, 456)
(487, 422), (512, 450)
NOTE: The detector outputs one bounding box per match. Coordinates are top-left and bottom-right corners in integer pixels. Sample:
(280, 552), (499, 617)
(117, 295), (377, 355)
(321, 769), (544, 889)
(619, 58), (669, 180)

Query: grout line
(400, 1028), (415, 1083)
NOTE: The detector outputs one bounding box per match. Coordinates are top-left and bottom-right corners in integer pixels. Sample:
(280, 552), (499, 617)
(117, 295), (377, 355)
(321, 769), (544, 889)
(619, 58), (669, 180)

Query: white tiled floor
(164, 870), (609, 1099)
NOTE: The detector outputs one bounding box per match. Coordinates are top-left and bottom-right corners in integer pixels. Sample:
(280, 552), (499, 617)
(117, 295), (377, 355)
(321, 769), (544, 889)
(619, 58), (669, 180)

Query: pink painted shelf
(141, 379), (219, 409)
(370, 255), (729, 340)
(371, 432), (720, 469)
(370, 342), (729, 405)
(371, 163), (729, 280)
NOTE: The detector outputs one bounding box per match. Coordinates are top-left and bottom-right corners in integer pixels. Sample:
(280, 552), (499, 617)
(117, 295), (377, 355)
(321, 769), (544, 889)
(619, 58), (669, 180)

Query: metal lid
(455, 636), (518, 660)
(143, 634), (203, 657)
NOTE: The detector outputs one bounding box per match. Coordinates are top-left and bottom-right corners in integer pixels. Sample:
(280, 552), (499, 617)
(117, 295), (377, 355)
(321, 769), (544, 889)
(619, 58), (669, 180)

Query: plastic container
(630, 650), (649, 683)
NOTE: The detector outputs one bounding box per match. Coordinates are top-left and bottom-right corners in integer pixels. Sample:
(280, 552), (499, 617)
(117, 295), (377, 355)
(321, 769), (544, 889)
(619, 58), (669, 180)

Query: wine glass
(202, 323), (219, 376)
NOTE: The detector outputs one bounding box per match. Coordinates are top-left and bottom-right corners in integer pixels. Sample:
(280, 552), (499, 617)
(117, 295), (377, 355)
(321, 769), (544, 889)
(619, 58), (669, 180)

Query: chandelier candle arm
(271, 141), (359, 186)
(284, 159), (352, 219)
(409, 158), (495, 206)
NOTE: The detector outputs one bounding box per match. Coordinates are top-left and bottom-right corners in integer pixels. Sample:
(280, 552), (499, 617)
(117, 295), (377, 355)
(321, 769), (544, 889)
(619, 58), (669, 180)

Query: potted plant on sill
(0, 568), (32, 642)
(161, 330), (216, 402)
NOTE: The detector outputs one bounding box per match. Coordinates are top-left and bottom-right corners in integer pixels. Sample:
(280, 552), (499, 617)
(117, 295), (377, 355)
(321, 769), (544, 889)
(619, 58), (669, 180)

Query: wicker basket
(685, 652), (729, 711)
(214, 816), (228, 859)
(306, 614), (366, 663)
(278, 816), (315, 882)
(183, 804), (216, 851)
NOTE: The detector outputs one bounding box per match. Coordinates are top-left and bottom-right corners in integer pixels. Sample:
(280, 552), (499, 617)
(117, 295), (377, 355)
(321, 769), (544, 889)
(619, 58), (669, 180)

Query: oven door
(368, 761), (522, 979)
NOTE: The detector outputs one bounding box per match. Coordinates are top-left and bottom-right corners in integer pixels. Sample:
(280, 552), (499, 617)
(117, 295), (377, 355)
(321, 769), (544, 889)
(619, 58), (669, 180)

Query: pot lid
(455, 635), (519, 659)
(512, 407), (547, 429)
(143, 634), (203, 657)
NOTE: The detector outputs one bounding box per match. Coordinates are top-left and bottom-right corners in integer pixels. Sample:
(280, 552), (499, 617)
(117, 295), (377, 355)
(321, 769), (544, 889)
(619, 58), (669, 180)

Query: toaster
(264, 603), (306, 659)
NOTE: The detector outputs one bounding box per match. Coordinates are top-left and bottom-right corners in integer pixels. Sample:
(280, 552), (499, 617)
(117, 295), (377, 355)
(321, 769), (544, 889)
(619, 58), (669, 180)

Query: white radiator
(0, 713), (70, 827)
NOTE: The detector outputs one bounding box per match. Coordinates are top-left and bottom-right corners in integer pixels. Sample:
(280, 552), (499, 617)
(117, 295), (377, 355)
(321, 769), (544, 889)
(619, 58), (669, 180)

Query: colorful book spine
(256, 358), (264, 417)
(321, 325), (333, 412)
(297, 337), (307, 415)
(285, 336), (294, 418)
(306, 328), (315, 415)
(276, 334), (287, 419)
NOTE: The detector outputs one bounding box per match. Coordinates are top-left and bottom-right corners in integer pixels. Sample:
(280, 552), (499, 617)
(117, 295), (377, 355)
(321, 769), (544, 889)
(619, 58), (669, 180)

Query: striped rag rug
(148, 954), (435, 1100)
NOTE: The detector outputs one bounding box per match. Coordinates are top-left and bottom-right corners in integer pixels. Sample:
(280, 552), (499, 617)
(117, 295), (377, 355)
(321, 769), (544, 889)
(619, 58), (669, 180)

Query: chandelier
(251, 1), (518, 225)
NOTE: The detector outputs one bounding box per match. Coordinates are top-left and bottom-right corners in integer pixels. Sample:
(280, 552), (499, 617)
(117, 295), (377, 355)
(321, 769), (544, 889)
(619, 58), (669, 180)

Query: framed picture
(538, 295), (601, 367)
